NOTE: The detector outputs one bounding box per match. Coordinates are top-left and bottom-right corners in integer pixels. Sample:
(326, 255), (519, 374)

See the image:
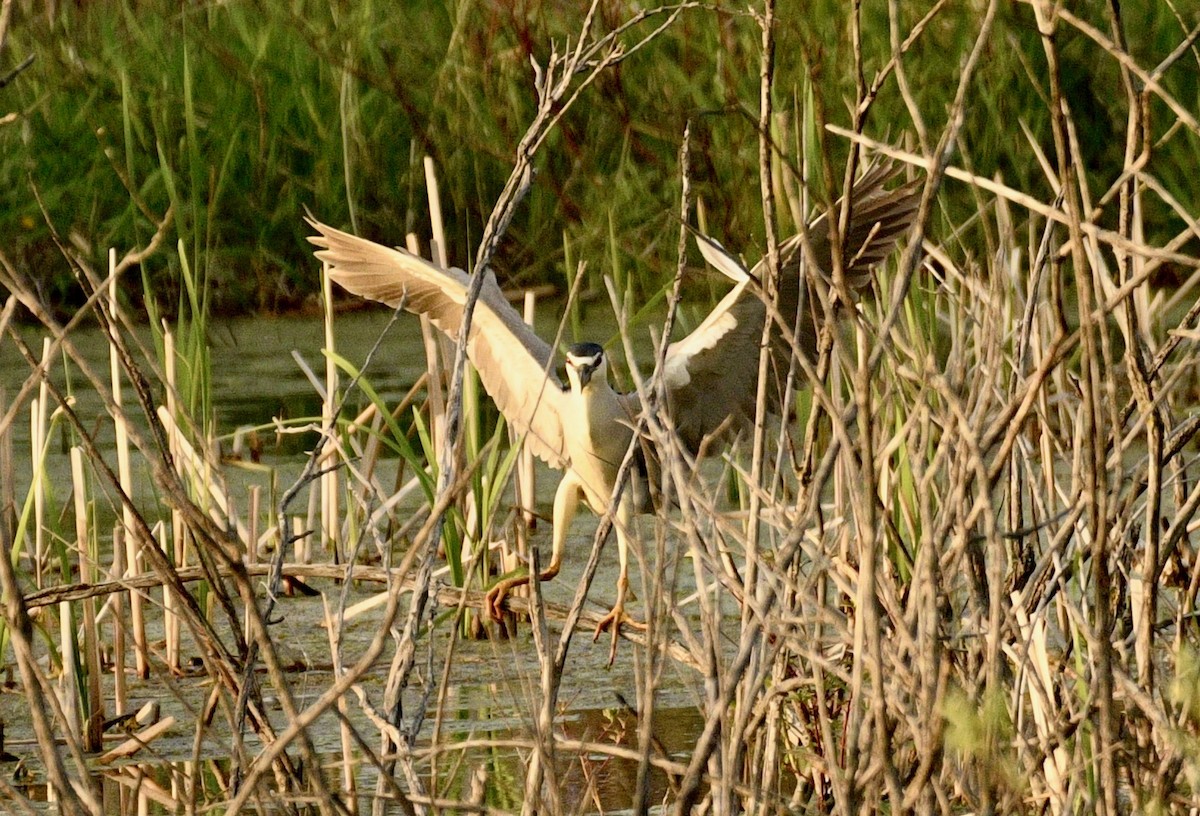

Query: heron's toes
(606, 624), (620, 666)
(593, 605), (645, 665)
(484, 584), (508, 622)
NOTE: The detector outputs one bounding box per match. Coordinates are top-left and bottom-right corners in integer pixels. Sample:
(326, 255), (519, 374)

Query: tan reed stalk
(6, 238), (322, 799)
(358, 408), (385, 511)
(105, 766), (179, 811)
(148, 518), (177, 663)
(364, 151), (480, 813)
(322, 263), (340, 562)
(28, 398), (42, 589)
(247, 485), (260, 565)
(1105, 29), (1161, 701)
(110, 525), (126, 716)
(427, 151), (457, 462)
(322, 595), (357, 807)
(340, 410), (385, 562)
(417, 319), (445, 456)
(303, 460), (318, 562)
(163, 327), (181, 672)
(418, 154), (451, 457)
(56, 591), (79, 744)
(154, 407), (249, 543)
(69, 446), (103, 752)
(0, 385), (8, 507)
(293, 515), (307, 564)
(96, 716), (176, 764)
(108, 254), (147, 679)
(32, 337), (50, 588)
(1032, 9), (1116, 809)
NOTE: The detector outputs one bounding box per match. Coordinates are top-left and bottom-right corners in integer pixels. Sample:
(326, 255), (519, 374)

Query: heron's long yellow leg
(485, 473), (581, 621)
(593, 498), (644, 664)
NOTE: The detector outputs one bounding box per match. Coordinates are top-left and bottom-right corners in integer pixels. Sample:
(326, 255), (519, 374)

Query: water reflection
(8, 704), (702, 814)
(0, 311), (423, 470)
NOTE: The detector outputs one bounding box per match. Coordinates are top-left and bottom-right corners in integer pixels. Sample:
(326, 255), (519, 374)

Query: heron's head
(565, 342), (606, 392)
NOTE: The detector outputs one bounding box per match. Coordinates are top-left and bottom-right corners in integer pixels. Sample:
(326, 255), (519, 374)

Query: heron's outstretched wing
(660, 164), (922, 455)
(308, 219), (569, 469)
(769, 161), (923, 290)
(656, 235), (762, 453)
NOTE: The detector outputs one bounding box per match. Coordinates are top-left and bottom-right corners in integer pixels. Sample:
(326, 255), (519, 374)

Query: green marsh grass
(7, 0), (1192, 318)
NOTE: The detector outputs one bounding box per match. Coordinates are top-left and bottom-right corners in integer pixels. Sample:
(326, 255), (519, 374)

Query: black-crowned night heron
(308, 163), (920, 652)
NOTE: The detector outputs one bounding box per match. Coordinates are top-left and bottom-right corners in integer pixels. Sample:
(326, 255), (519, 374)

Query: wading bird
(308, 163), (920, 657)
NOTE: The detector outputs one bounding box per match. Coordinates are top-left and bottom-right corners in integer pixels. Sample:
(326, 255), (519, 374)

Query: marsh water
(0, 310), (710, 812)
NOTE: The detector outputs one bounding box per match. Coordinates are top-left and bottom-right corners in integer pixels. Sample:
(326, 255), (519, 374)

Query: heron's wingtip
(693, 230), (750, 283)
(305, 216), (349, 251)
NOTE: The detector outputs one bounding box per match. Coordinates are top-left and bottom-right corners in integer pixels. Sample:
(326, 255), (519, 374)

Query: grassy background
(1, 0), (1196, 319)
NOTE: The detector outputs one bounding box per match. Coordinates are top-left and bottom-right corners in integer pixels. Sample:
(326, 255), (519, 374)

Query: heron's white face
(565, 343), (606, 392)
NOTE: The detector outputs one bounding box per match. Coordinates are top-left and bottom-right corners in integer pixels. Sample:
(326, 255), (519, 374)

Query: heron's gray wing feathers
(772, 162), (923, 290)
(308, 219), (569, 469)
(663, 164), (921, 455)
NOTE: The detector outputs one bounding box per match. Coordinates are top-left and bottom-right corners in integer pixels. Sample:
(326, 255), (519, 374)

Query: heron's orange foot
(485, 568), (537, 621)
(592, 606), (645, 665)
(485, 582), (513, 622)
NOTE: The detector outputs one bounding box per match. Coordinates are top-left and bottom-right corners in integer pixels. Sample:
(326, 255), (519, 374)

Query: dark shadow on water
(8, 705), (703, 814)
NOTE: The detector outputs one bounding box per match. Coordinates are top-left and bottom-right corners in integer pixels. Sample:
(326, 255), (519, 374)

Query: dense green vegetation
(1, 0), (1196, 317)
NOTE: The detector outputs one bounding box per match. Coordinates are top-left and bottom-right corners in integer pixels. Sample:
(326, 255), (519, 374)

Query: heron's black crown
(568, 342), (604, 360)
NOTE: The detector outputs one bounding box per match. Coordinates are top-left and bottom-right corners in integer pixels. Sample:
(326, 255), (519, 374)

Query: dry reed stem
(95, 717), (177, 765)
(162, 328), (182, 673)
(107, 264), (148, 680)
(3, 250), (331, 803)
(0, 503), (101, 814)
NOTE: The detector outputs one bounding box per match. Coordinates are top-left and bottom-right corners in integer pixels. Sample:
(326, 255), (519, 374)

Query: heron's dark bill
(571, 358), (599, 387)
